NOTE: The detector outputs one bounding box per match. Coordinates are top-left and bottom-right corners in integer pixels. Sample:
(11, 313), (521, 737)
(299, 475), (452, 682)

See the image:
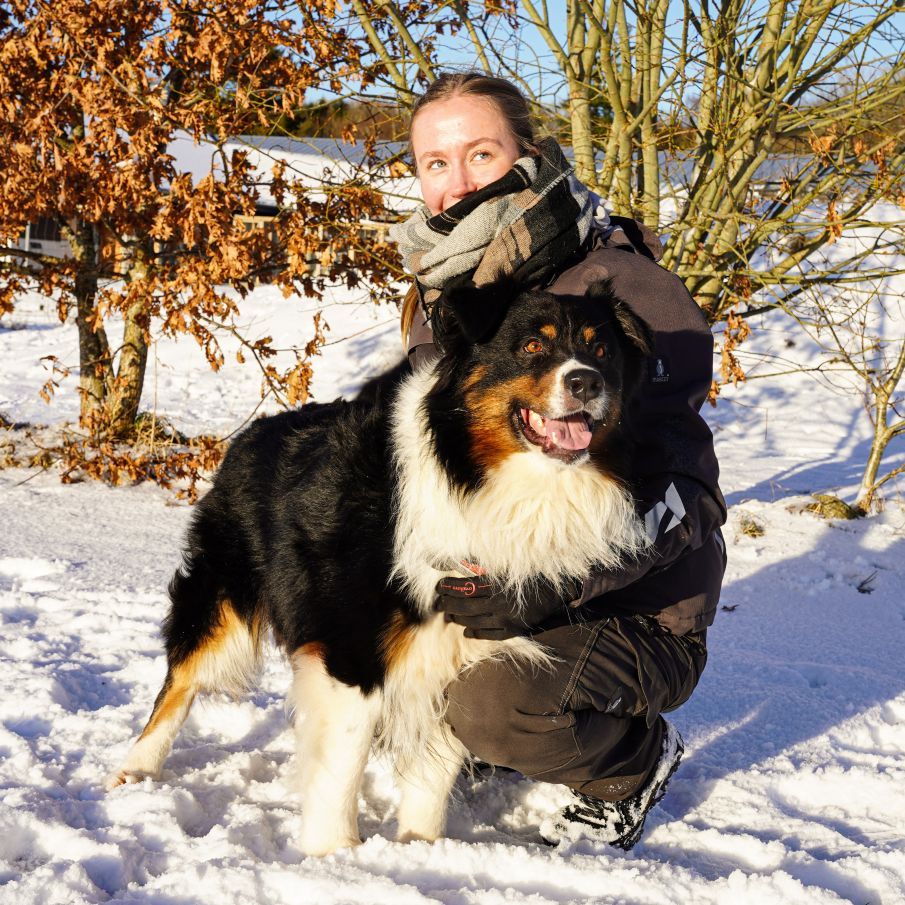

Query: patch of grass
(805, 494), (863, 520)
(738, 514), (765, 537)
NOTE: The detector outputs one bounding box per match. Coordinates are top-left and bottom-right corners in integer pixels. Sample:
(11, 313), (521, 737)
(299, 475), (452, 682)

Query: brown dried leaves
(0, 0), (398, 495)
(709, 307), (751, 405)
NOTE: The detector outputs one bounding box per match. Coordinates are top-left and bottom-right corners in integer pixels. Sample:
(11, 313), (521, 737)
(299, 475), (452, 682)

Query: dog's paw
(396, 828), (439, 845)
(104, 768), (153, 791)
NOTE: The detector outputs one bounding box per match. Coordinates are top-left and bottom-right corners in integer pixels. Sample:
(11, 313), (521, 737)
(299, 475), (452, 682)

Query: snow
(1, 260), (904, 904)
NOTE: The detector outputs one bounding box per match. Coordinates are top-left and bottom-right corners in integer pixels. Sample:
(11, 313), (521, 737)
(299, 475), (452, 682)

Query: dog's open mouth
(515, 407), (593, 462)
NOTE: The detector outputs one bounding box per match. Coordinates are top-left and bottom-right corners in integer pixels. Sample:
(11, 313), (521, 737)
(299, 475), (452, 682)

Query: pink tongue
(543, 414), (592, 450)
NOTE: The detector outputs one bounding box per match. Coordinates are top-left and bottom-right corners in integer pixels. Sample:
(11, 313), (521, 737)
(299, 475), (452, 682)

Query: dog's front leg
(291, 651), (380, 857)
(395, 724), (466, 844)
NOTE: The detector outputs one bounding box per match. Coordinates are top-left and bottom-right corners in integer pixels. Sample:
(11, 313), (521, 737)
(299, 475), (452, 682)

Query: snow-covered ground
(1, 272), (904, 904)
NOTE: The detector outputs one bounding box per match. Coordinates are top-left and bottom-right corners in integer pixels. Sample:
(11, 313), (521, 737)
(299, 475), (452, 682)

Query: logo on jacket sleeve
(644, 482), (686, 540)
(650, 356), (670, 383)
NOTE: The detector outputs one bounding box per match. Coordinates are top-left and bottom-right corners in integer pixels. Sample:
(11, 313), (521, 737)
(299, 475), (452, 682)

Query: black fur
(167, 399), (414, 694)
(432, 274), (520, 346)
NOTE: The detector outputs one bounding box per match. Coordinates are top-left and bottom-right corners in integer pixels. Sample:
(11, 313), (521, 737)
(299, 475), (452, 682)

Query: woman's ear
(435, 275), (519, 346)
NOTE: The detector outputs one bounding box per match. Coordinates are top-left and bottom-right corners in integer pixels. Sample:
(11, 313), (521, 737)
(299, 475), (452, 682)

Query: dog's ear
(610, 299), (653, 357)
(585, 279), (653, 357)
(434, 275), (519, 346)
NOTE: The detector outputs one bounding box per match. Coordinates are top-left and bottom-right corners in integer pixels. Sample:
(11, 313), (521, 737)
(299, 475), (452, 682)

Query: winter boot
(540, 720), (684, 850)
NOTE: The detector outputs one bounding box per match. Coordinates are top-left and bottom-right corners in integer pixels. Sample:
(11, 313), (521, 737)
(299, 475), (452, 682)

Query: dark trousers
(445, 614), (707, 801)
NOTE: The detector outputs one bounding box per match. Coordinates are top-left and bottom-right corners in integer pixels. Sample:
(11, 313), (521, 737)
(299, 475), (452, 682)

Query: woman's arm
(578, 472), (726, 602)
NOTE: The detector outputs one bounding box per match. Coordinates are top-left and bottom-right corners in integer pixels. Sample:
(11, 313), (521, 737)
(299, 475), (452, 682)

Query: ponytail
(400, 283), (421, 349)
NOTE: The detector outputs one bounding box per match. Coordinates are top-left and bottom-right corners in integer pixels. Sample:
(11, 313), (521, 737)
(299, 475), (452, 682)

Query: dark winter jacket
(408, 218), (727, 636)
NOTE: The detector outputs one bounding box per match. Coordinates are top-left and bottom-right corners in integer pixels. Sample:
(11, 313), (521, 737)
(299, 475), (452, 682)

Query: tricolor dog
(107, 280), (652, 856)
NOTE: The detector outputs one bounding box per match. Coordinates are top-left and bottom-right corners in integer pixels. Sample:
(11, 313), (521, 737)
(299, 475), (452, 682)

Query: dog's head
(426, 279), (651, 490)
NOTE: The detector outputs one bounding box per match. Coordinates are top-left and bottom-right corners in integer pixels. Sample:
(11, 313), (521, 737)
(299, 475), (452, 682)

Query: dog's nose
(566, 369), (603, 403)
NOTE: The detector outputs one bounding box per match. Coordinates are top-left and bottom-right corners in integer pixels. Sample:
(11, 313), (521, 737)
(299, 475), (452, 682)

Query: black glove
(434, 574), (581, 640)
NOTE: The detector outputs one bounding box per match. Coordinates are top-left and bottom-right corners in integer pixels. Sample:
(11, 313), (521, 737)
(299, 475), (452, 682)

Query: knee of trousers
(444, 657), (579, 776)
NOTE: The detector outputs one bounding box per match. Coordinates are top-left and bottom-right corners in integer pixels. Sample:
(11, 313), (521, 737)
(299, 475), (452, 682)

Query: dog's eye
(524, 339), (544, 354)
(594, 343), (607, 359)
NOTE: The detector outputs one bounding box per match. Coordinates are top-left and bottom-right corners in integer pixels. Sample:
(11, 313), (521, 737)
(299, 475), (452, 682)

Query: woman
(389, 72), (727, 849)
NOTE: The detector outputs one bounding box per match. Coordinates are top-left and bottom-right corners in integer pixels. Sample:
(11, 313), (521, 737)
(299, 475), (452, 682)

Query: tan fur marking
(532, 369), (562, 405)
(464, 375), (539, 471)
(138, 675), (194, 741)
(380, 612), (416, 671)
(138, 600), (256, 741)
(540, 324), (557, 340)
(464, 371), (568, 471)
(462, 364), (487, 393)
(582, 326), (596, 344)
(296, 641), (327, 662)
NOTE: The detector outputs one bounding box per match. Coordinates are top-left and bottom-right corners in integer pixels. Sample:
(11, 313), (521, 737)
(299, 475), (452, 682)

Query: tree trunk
(854, 418), (890, 515)
(107, 247), (150, 439)
(567, 77), (597, 189)
(65, 218), (112, 431)
(108, 300), (149, 438)
(854, 351), (905, 513)
(565, 9), (597, 189)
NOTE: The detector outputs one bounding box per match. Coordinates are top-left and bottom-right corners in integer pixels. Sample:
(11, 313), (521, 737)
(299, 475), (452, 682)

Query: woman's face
(411, 94), (522, 216)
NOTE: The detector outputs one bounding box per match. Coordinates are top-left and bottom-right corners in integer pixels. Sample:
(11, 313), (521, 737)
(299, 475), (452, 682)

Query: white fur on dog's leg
(105, 685), (196, 791)
(105, 715), (185, 790)
(395, 727), (466, 844)
(291, 651), (380, 857)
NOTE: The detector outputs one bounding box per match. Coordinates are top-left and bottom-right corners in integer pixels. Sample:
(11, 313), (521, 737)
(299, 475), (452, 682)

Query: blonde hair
(400, 283), (421, 348)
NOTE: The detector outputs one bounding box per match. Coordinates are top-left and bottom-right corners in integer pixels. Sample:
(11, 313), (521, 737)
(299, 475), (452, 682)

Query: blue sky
(308, 1), (903, 111)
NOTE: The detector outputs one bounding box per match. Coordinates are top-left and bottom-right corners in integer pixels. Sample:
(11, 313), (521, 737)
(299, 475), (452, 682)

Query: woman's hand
(434, 574), (581, 640)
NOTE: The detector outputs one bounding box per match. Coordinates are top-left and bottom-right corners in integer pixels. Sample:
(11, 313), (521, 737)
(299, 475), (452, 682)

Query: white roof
(165, 131), (420, 217)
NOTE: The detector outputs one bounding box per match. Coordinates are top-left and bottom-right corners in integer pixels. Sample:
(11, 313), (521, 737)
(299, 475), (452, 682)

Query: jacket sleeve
(575, 472), (726, 603)
(407, 287), (442, 371)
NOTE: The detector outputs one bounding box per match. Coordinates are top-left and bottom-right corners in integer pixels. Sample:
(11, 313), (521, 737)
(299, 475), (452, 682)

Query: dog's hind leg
(290, 647), (381, 857)
(106, 597), (261, 790)
(395, 724), (466, 844)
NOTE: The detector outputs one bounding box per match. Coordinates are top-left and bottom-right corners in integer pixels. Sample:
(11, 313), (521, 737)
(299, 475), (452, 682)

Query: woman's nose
(448, 163), (477, 201)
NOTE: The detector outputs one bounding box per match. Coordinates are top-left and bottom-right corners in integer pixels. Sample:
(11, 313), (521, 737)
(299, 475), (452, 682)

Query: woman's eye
(524, 339), (544, 354)
(473, 150), (491, 162)
(426, 159), (446, 170)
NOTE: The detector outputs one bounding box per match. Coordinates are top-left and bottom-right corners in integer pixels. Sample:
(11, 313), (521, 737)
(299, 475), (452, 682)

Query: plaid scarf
(389, 137), (606, 315)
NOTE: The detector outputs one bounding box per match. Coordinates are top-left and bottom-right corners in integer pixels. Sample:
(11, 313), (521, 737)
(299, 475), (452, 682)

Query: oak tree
(0, 0), (397, 451)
